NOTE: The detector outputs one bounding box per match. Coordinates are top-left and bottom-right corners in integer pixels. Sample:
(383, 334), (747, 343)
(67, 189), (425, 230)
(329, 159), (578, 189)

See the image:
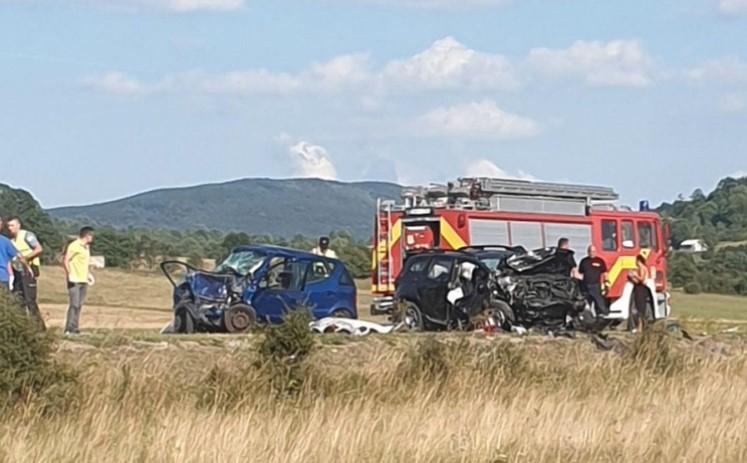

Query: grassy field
(2, 328), (746, 462)
(0, 266), (744, 462)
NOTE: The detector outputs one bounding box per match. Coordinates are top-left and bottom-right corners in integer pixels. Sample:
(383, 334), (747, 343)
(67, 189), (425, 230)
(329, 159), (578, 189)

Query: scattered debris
(310, 318), (402, 336)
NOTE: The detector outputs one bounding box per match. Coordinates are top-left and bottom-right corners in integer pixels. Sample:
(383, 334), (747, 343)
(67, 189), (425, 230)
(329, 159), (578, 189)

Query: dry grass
(1, 329), (745, 463)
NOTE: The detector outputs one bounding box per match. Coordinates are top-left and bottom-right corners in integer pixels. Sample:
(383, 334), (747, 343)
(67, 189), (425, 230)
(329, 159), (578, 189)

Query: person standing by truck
(311, 236), (338, 259)
(6, 216), (45, 330)
(578, 245), (609, 316)
(63, 226), (95, 336)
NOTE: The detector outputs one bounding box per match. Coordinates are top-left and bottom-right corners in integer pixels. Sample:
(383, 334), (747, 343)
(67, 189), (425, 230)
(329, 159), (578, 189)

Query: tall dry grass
(1, 328), (746, 463)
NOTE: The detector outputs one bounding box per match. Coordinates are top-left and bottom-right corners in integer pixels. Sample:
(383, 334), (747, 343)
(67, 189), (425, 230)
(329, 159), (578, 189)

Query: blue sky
(1, 0), (746, 208)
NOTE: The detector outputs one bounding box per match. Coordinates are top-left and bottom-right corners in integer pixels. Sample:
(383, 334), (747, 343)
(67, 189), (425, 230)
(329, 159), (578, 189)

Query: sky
(1, 0), (747, 208)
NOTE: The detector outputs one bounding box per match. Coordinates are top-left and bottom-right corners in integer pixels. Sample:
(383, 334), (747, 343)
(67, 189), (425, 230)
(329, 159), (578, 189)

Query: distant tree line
(55, 221), (373, 278)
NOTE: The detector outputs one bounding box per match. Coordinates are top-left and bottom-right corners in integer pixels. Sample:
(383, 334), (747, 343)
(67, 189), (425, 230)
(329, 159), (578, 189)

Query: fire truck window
(638, 222), (657, 250)
(621, 221), (635, 249)
(602, 220), (617, 251)
(427, 257), (453, 282)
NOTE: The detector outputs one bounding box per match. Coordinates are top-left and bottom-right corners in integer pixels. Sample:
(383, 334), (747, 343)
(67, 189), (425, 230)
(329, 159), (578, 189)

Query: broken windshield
(215, 250), (267, 276)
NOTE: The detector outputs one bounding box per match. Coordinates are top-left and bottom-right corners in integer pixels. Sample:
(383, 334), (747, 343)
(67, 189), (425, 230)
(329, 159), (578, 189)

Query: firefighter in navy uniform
(578, 245), (610, 317)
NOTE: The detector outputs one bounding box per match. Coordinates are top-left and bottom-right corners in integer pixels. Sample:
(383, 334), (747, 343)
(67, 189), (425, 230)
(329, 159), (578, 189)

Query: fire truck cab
(372, 177), (671, 324)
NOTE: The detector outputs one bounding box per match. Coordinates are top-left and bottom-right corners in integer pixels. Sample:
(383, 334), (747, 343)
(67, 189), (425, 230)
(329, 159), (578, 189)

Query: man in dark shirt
(578, 245), (609, 316)
(556, 238), (578, 277)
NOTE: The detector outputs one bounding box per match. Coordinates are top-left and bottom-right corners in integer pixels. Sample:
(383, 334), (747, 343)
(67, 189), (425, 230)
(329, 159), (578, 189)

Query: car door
(251, 257), (309, 323)
(419, 256), (454, 323)
(303, 258), (343, 319)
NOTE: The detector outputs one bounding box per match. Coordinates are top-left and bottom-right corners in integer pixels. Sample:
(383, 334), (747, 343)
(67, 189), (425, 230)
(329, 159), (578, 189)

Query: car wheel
(491, 300), (515, 331)
(332, 309), (352, 319)
(224, 304), (257, 334)
(174, 302), (195, 334)
(402, 301), (424, 332)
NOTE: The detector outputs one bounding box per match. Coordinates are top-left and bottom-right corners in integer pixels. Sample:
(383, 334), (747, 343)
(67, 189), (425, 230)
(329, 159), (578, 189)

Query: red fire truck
(371, 177), (671, 323)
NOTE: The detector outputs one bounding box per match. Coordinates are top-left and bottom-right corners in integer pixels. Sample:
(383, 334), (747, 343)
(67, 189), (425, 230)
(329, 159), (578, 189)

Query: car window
(406, 256), (430, 274)
(621, 221), (635, 249)
(266, 259), (308, 291)
(307, 259), (336, 284)
(601, 220), (617, 251)
(215, 249), (266, 275)
(638, 222), (657, 250)
(427, 257), (453, 281)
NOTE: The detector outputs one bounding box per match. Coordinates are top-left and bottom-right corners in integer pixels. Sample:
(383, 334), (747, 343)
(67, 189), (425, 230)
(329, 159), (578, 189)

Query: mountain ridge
(49, 177), (403, 239)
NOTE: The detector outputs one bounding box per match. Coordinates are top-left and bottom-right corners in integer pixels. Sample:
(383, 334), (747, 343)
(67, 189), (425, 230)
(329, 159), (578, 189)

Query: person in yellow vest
(63, 227), (95, 336)
(6, 217), (45, 330)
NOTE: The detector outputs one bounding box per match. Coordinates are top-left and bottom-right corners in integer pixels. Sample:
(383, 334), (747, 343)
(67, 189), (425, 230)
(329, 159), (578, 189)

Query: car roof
(232, 244), (340, 263)
(406, 249), (484, 262)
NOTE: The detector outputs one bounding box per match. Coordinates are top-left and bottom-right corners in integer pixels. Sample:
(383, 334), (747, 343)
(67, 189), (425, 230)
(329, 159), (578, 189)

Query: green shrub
(0, 290), (78, 413)
(683, 282), (702, 294)
(257, 309), (317, 397)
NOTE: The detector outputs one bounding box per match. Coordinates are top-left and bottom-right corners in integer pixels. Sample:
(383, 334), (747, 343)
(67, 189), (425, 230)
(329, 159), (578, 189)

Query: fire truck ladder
(375, 199), (395, 292)
(460, 177), (619, 201)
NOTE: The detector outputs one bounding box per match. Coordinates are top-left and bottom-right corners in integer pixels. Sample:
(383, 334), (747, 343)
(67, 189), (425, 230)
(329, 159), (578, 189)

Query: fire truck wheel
(224, 304), (257, 334)
(174, 302), (196, 334)
(402, 301), (424, 332)
(491, 300), (515, 331)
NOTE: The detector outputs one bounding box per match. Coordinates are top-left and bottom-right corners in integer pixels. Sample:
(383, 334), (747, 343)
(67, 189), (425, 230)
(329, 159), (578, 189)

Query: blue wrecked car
(160, 245), (358, 334)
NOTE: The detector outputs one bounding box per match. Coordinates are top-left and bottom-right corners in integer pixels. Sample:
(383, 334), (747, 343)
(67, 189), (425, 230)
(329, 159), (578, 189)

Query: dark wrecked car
(161, 245), (357, 334)
(394, 250), (506, 331)
(492, 247), (589, 331)
(394, 246), (589, 333)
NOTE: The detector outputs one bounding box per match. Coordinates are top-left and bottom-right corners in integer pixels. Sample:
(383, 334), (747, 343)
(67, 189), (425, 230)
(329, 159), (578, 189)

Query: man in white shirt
(311, 237), (338, 259)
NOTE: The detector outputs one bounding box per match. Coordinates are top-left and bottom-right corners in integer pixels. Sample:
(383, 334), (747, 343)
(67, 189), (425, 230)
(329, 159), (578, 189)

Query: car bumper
(370, 296), (395, 316)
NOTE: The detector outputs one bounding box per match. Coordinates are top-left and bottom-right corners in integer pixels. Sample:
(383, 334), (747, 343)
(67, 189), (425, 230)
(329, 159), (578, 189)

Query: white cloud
(81, 72), (147, 95)
(527, 40), (654, 87)
(718, 0), (747, 15)
(83, 37), (657, 98)
(289, 141), (338, 180)
(687, 57), (747, 85)
(729, 170), (747, 178)
(309, 53), (372, 89)
(383, 37), (519, 91)
(334, 0), (512, 7)
(417, 100), (539, 139)
(464, 159), (535, 180)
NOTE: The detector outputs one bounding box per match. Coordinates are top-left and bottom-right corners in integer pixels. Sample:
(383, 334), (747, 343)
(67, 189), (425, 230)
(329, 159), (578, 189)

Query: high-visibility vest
(12, 230), (41, 267)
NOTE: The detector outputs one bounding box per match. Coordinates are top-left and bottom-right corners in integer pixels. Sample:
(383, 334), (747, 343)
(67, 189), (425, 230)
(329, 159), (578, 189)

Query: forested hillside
(659, 176), (747, 295)
(0, 184), (63, 259)
(49, 178), (402, 239)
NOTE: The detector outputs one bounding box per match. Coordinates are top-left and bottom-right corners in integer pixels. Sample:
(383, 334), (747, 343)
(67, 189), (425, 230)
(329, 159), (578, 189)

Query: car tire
(402, 301), (424, 332)
(174, 302), (196, 334)
(332, 309), (353, 319)
(224, 304), (257, 334)
(491, 300), (515, 331)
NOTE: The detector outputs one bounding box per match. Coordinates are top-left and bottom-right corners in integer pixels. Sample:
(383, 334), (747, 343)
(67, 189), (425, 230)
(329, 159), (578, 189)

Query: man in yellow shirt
(63, 227), (95, 335)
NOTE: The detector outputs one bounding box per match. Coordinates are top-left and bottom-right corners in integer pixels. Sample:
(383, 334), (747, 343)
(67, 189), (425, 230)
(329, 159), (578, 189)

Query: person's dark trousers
(585, 283), (609, 316)
(12, 268), (46, 331)
(65, 283), (88, 334)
